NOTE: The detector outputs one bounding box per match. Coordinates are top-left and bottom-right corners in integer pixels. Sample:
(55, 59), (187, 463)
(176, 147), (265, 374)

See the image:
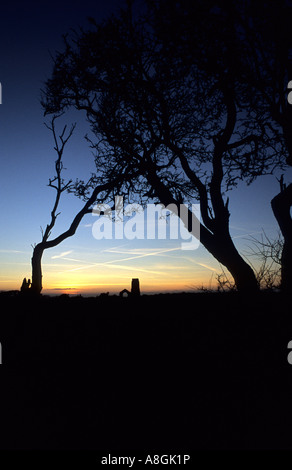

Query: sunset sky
(0, 0), (290, 295)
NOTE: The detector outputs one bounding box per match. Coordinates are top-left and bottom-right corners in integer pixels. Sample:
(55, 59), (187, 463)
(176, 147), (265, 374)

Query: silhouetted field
(0, 291), (291, 450)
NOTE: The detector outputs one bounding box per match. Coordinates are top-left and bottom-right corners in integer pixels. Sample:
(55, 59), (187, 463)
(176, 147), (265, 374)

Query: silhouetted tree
(215, 230), (283, 291)
(154, 0), (292, 290)
(41, 1), (282, 292)
(31, 115), (75, 294)
(203, 0), (292, 291)
(30, 115), (123, 294)
(241, 0), (292, 292)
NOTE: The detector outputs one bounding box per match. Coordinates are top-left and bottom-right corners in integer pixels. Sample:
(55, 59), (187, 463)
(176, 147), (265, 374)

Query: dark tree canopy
(41, 0), (292, 291)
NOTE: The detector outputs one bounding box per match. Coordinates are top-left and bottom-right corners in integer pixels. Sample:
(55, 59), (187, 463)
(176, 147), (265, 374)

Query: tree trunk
(280, 239), (292, 292)
(146, 168), (259, 293)
(31, 243), (45, 294)
(218, 241), (259, 293)
(271, 183), (292, 292)
(201, 227), (259, 293)
(27, 181), (117, 295)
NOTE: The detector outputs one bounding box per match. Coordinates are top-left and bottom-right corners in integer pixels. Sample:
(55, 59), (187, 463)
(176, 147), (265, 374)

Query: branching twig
(41, 114), (76, 243)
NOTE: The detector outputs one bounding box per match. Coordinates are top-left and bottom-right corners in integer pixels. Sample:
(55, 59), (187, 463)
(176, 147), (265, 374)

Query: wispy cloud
(194, 262), (218, 272)
(101, 246), (181, 264)
(180, 256), (218, 272)
(230, 226), (264, 240)
(0, 249), (27, 254)
(54, 245), (182, 276)
(51, 250), (73, 259)
(50, 244), (215, 279)
(59, 260), (166, 276)
(232, 231), (263, 240)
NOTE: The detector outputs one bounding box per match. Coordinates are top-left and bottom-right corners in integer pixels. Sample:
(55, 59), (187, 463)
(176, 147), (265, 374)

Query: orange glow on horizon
(41, 276), (218, 296)
(0, 262), (220, 295)
(0, 276), (218, 295)
(0, 242), (223, 295)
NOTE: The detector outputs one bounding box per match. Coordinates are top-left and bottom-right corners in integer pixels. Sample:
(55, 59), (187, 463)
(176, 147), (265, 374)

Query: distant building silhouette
(119, 288), (131, 297)
(131, 278), (140, 296)
(119, 278), (141, 297)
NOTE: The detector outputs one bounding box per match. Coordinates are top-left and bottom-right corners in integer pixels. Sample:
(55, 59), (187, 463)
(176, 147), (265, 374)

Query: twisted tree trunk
(200, 222), (259, 292)
(146, 161), (259, 293)
(271, 183), (292, 292)
(31, 243), (45, 294)
(30, 179), (117, 294)
(28, 116), (124, 295)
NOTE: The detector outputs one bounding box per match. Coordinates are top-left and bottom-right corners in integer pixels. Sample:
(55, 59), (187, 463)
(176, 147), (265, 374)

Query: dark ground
(0, 291), (291, 451)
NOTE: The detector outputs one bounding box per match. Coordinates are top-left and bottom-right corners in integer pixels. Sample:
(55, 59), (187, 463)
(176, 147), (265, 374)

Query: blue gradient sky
(0, 0), (290, 295)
